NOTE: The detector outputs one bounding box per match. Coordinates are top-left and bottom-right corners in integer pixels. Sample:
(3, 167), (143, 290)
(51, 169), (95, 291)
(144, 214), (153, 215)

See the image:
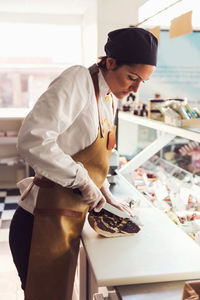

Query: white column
(82, 0), (98, 67)
(97, 0), (147, 57)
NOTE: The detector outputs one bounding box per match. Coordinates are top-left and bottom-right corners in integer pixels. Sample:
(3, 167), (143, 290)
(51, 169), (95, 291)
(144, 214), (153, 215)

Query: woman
(9, 27), (158, 300)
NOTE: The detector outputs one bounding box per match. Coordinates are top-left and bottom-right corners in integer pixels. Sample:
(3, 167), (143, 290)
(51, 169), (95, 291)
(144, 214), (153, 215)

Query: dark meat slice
(88, 209), (140, 237)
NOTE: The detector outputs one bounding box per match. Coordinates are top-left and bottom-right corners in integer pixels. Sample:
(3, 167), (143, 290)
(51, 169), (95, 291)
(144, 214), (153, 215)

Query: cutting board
(82, 207), (200, 287)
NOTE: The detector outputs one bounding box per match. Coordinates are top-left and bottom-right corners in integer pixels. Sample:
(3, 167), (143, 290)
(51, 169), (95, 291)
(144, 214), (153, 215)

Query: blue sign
(140, 30), (200, 104)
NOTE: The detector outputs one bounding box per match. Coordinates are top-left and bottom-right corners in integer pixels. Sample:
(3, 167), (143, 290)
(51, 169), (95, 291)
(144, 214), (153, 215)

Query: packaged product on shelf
(176, 105), (190, 119)
(193, 107), (200, 118)
(122, 104), (130, 111)
(148, 99), (165, 121)
(149, 109), (163, 121)
(131, 102), (148, 116)
(184, 103), (197, 119)
(164, 99), (185, 108)
(162, 99), (200, 127)
(165, 98), (186, 104)
(162, 100), (187, 120)
(139, 104), (148, 117)
(122, 93), (136, 112)
(149, 99), (165, 110)
(161, 107), (181, 124)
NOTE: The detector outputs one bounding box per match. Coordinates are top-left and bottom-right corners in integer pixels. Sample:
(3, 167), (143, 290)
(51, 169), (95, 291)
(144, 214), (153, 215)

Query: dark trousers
(9, 206), (34, 290)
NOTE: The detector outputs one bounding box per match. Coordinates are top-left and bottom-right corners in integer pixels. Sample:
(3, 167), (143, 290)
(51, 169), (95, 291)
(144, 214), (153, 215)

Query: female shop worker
(9, 27), (158, 300)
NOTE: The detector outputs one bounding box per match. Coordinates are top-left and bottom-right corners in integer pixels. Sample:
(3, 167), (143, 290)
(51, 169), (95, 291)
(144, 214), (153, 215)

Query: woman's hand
(106, 196), (134, 217)
(77, 177), (106, 211)
(100, 184), (134, 217)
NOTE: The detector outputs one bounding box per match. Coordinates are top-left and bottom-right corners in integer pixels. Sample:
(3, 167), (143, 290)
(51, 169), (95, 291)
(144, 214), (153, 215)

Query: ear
(106, 58), (117, 70)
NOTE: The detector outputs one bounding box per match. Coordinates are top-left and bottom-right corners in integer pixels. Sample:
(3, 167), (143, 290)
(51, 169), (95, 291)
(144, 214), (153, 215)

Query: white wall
(83, 0), (148, 65)
(0, 0), (98, 67)
(0, 0), (147, 66)
(97, 0), (147, 57)
(82, 1), (97, 67)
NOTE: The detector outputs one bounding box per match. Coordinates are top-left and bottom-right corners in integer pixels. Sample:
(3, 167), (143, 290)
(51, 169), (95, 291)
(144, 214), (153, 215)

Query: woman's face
(103, 58), (156, 99)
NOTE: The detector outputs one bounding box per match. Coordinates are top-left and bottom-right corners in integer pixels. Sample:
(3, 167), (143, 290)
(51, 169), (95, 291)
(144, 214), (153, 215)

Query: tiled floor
(0, 189), (24, 300)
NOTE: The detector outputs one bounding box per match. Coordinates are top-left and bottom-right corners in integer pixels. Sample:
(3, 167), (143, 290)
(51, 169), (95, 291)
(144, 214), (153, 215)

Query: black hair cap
(104, 27), (158, 66)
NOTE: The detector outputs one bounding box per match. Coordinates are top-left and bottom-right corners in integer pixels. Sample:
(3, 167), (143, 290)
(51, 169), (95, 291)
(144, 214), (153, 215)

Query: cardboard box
(165, 116), (200, 128)
(182, 280), (200, 299)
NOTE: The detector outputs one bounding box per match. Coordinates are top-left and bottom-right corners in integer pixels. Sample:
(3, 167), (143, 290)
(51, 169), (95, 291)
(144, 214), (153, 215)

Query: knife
(102, 202), (143, 227)
(73, 188), (143, 227)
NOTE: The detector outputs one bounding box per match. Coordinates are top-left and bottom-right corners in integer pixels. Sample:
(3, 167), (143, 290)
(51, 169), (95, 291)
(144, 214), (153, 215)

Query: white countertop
(82, 207), (200, 287)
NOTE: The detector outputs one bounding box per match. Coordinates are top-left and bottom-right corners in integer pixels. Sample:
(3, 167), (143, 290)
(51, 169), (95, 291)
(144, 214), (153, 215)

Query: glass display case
(78, 111), (200, 300)
(118, 111), (200, 246)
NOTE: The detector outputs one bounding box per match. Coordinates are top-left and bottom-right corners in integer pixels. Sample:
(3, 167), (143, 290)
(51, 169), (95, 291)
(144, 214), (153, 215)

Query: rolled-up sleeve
(17, 66), (91, 188)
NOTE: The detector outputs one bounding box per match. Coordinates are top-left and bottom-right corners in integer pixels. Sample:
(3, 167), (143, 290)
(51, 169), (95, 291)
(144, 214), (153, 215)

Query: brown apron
(24, 67), (116, 300)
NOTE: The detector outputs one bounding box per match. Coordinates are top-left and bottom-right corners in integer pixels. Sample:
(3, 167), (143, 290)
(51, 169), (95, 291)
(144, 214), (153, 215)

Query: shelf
(0, 113), (30, 189)
(0, 108), (30, 119)
(119, 111), (200, 143)
(0, 137), (18, 144)
(0, 182), (17, 189)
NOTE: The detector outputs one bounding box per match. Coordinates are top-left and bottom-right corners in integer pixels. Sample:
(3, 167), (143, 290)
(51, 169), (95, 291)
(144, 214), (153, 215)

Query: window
(138, 0), (200, 105)
(0, 23), (82, 108)
(139, 30), (200, 106)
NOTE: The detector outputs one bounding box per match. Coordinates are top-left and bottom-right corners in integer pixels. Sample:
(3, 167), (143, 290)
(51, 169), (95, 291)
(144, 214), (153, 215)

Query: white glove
(77, 177), (106, 211)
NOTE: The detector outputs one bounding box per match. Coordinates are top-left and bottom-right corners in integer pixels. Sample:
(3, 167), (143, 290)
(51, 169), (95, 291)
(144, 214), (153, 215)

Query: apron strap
(33, 176), (55, 188)
(34, 208), (83, 218)
(89, 64), (104, 137)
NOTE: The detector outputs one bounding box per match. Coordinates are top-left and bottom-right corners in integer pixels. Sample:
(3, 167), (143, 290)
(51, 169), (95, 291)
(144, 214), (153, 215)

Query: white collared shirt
(17, 65), (117, 213)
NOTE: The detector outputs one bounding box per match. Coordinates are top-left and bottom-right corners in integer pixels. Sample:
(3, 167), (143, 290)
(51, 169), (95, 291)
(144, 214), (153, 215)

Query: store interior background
(1, 0), (200, 109)
(0, 0), (200, 299)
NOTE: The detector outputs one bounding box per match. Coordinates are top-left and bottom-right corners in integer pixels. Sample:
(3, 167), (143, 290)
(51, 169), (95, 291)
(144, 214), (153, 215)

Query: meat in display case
(121, 155), (200, 243)
(118, 112), (200, 247)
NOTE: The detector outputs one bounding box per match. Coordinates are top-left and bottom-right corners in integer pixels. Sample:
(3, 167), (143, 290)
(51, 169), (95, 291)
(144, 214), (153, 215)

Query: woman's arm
(17, 66), (92, 188)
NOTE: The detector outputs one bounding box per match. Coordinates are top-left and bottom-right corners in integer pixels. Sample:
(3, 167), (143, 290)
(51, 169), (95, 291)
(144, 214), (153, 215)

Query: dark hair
(97, 56), (135, 70)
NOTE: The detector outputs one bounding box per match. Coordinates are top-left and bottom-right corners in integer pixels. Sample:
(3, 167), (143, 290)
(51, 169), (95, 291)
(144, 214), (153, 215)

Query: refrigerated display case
(118, 111), (200, 246)
(80, 111), (200, 300)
